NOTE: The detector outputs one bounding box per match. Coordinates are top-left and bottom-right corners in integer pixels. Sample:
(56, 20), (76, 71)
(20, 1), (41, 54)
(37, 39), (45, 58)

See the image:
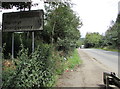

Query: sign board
(2, 10), (44, 32)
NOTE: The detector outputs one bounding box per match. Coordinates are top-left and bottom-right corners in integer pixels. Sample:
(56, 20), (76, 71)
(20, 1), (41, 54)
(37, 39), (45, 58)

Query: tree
(43, 2), (82, 52)
(84, 32), (103, 48)
(103, 14), (120, 49)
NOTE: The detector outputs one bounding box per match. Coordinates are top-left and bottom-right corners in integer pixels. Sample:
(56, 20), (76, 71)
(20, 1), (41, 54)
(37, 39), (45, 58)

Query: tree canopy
(42, 2), (82, 52)
(84, 32), (103, 48)
(102, 14), (120, 49)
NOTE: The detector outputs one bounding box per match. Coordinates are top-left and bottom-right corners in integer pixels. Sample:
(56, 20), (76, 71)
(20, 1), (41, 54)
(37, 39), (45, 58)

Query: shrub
(2, 60), (16, 88)
(2, 44), (56, 89)
(51, 50), (65, 75)
(2, 43), (82, 89)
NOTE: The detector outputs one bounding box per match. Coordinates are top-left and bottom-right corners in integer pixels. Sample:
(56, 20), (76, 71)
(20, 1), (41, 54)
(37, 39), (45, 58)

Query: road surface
(80, 48), (118, 74)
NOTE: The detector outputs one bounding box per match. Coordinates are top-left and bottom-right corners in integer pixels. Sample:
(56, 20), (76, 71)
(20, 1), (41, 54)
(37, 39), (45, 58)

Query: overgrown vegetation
(42, 2), (82, 52)
(102, 16), (120, 50)
(64, 49), (82, 69)
(2, 1), (82, 88)
(2, 44), (81, 88)
(2, 44), (55, 88)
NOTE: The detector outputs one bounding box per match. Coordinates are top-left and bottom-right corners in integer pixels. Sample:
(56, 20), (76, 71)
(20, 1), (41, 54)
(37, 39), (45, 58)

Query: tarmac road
(80, 48), (118, 74)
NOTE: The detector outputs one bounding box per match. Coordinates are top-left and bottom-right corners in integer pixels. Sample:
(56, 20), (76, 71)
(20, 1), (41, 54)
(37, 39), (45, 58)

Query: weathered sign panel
(2, 10), (44, 32)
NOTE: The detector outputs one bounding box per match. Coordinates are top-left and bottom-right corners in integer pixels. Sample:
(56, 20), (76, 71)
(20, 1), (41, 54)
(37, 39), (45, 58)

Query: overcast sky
(0, 0), (119, 37)
(72, 0), (119, 37)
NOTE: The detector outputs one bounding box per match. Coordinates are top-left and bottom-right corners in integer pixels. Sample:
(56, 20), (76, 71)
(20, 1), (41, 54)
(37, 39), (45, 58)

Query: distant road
(80, 48), (118, 74)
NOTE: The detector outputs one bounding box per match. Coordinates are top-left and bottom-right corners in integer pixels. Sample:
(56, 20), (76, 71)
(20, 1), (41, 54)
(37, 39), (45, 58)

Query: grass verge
(64, 49), (82, 70)
(55, 49), (82, 86)
(96, 47), (120, 52)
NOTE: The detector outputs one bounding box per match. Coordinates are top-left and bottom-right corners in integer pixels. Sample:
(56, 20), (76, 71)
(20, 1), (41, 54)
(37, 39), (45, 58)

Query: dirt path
(56, 48), (111, 87)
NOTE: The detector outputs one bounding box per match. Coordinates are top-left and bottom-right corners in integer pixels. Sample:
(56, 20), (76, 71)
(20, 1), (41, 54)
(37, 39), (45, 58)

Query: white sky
(0, 0), (119, 38)
(71, 0), (119, 37)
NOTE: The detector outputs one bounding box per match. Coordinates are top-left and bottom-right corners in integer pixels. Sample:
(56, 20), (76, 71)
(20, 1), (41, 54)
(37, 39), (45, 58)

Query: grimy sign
(2, 10), (44, 58)
(2, 10), (44, 32)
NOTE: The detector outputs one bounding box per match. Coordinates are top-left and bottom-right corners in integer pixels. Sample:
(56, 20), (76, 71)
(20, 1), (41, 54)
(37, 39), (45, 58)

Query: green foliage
(51, 50), (65, 75)
(52, 49), (81, 75)
(2, 44), (55, 89)
(2, 1), (83, 88)
(3, 1), (82, 58)
(2, 32), (42, 59)
(76, 38), (85, 47)
(2, 33), (12, 59)
(102, 14), (120, 49)
(2, 44), (81, 89)
(84, 32), (103, 48)
(66, 49), (81, 69)
(2, 60), (16, 88)
(2, 33), (23, 59)
(44, 2), (82, 52)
